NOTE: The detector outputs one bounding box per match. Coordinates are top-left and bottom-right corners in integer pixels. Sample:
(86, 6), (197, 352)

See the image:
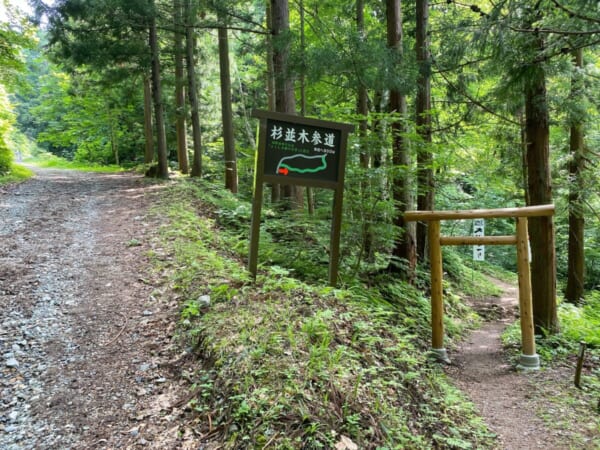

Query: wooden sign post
(248, 110), (354, 286)
(404, 205), (555, 369)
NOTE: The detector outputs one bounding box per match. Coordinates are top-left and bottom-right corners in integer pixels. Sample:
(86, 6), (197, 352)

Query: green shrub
(0, 139), (13, 175)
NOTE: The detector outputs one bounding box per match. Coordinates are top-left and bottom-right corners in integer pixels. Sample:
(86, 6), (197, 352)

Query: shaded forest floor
(1, 168), (597, 448)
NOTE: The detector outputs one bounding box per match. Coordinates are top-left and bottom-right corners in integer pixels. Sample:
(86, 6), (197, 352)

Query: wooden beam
(404, 204), (554, 221)
(440, 235), (517, 246)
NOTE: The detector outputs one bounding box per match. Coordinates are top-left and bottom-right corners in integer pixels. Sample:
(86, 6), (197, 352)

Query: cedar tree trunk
(218, 23), (238, 193)
(565, 48), (586, 304)
(415, 0), (433, 261)
(525, 61), (558, 334)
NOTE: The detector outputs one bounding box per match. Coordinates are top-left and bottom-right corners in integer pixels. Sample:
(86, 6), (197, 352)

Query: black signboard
(264, 119), (342, 183)
(248, 110), (354, 286)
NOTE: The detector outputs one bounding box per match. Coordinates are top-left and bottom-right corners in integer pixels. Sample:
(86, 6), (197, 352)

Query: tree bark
(415, 0), (433, 261)
(271, 0), (302, 208)
(299, 0), (314, 214)
(218, 22), (238, 193)
(387, 0), (416, 280)
(174, 0), (189, 174)
(357, 0), (372, 259)
(525, 60), (558, 334)
(266, 0), (280, 202)
(107, 103), (119, 165)
(143, 74), (154, 164)
(149, 9), (169, 179)
(185, 0), (202, 178)
(565, 47), (586, 305)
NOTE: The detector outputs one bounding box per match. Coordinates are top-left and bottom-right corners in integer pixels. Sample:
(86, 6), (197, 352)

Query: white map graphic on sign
(275, 154), (328, 176)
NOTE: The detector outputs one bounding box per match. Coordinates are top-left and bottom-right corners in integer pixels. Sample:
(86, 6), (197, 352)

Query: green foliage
(22, 63), (143, 165)
(0, 6), (34, 87)
(0, 162), (33, 185)
(0, 4), (35, 175)
(29, 152), (123, 172)
(442, 249), (504, 298)
(558, 291), (600, 347)
(0, 139), (11, 174)
(0, 85), (15, 174)
(148, 180), (497, 449)
(503, 290), (600, 361)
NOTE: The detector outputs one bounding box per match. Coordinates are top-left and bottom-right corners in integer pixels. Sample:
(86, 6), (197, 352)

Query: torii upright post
(428, 220), (448, 362)
(404, 205), (553, 368)
(515, 217), (539, 369)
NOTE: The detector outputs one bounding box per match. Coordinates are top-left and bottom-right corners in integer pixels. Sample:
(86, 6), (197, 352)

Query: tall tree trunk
(218, 21), (238, 193)
(519, 109), (529, 205)
(356, 0), (372, 259)
(372, 89), (385, 169)
(565, 47), (586, 305)
(299, 0), (314, 214)
(357, 0), (368, 163)
(415, 0), (433, 261)
(525, 60), (558, 334)
(185, 0), (202, 178)
(271, 0), (302, 208)
(107, 103), (119, 165)
(174, 0), (189, 174)
(149, 9), (169, 179)
(143, 74), (154, 164)
(266, 0), (280, 202)
(387, 0), (416, 279)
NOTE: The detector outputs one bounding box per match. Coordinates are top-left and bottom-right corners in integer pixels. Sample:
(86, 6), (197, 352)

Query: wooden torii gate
(404, 204), (555, 370)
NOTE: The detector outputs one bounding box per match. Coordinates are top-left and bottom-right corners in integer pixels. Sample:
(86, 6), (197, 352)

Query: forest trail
(0, 168), (191, 449)
(2, 169), (595, 449)
(445, 278), (591, 449)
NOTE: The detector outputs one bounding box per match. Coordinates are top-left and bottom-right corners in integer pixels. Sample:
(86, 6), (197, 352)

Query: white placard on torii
(473, 218), (485, 261)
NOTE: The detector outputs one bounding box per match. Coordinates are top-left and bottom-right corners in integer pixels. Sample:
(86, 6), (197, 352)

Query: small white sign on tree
(473, 218), (485, 261)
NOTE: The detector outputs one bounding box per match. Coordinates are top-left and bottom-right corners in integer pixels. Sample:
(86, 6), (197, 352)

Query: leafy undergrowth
(0, 163), (34, 185)
(150, 180), (496, 449)
(27, 153), (123, 172)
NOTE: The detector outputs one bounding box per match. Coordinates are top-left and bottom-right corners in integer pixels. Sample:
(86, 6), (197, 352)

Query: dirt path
(0, 168), (191, 449)
(445, 279), (592, 449)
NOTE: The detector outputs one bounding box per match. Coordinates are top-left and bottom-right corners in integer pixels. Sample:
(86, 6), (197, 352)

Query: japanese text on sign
(265, 119), (341, 183)
(473, 218), (485, 261)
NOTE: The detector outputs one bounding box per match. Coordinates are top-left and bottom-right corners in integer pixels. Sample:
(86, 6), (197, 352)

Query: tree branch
(434, 65), (520, 126)
(509, 26), (600, 36)
(550, 0), (600, 25)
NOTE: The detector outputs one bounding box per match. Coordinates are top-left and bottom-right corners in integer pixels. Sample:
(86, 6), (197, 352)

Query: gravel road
(0, 168), (190, 449)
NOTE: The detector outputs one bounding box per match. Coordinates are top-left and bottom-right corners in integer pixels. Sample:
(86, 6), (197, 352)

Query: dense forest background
(2, 0), (600, 327)
(2, 1), (600, 447)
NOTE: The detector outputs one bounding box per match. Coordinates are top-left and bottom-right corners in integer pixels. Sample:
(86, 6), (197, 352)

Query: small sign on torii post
(473, 218), (485, 261)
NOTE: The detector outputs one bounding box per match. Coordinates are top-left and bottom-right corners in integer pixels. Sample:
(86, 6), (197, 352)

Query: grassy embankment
(0, 163), (34, 185)
(0, 154), (123, 185)
(26, 153), (123, 172)
(148, 179), (499, 449)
